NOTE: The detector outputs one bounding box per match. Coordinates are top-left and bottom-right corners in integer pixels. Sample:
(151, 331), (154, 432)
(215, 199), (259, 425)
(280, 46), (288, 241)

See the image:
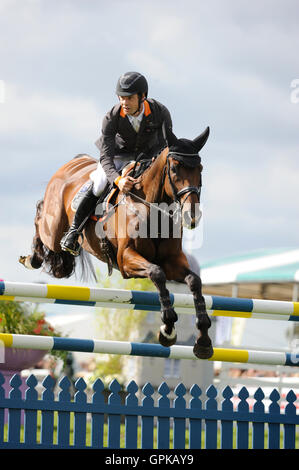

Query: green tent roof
(200, 248), (299, 284)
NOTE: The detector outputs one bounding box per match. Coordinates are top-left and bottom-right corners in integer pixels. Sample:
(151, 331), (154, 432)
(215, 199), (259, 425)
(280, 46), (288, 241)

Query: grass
(2, 413), (298, 449)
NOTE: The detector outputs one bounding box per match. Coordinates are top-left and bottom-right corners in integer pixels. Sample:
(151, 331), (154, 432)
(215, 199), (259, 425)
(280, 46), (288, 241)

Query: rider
(60, 71), (173, 256)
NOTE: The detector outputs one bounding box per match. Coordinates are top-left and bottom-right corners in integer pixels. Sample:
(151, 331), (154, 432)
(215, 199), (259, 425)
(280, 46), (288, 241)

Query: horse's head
(163, 125), (209, 229)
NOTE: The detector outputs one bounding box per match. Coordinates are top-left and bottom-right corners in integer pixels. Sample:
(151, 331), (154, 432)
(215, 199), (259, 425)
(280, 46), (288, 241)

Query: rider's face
(118, 93), (141, 115)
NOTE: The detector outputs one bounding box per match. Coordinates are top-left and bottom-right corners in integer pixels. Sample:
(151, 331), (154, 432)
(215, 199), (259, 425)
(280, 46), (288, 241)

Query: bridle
(127, 151), (202, 222)
(166, 152), (202, 206)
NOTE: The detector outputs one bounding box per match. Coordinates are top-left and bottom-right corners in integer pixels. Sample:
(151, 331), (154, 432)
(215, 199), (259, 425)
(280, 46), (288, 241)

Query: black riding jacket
(95, 98), (173, 185)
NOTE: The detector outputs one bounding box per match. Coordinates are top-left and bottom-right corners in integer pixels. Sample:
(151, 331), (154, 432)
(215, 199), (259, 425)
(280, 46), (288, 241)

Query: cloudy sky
(0, 0), (299, 289)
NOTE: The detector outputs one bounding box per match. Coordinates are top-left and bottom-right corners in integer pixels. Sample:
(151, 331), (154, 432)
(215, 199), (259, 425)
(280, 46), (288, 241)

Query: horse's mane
(136, 146), (168, 184)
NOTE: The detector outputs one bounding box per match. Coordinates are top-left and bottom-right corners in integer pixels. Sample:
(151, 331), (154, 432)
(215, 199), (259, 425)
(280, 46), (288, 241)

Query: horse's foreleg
(162, 255), (213, 359)
(120, 247), (178, 346)
(184, 272), (213, 359)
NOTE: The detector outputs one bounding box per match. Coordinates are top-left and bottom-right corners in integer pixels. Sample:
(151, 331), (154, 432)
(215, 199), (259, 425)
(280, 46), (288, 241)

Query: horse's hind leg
(19, 199), (76, 278)
(19, 200), (44, 270)
(120, 247), (178, 347)
(184, 272), (213, 359)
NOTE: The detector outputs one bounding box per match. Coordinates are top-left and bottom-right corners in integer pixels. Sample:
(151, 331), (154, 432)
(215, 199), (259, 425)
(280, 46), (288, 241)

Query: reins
(127, 152), (202, 222)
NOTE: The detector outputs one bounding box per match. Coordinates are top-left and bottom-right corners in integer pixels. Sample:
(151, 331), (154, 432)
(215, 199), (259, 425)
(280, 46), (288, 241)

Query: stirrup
(60, 229), (83, 257)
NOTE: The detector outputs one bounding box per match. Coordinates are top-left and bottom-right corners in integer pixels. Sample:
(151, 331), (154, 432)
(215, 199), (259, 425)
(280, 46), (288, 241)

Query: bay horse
(19, 127), (213, 359)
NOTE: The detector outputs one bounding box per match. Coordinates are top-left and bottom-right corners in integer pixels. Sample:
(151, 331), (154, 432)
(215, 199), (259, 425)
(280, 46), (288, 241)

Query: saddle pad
(71, 182), (92, 212)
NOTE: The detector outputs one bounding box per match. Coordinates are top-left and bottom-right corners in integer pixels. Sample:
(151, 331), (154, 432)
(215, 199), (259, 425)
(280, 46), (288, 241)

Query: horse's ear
(193, 126), (210, 152)
(162, 121), (178, 147)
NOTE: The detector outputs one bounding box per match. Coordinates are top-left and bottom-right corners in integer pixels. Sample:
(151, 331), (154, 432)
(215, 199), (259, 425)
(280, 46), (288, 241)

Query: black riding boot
(60, 185), (98, 256)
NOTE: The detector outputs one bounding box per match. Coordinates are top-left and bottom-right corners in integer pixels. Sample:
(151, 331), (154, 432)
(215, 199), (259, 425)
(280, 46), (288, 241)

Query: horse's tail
(38, 242), (77, 279)
(20, 200), (97, 282)
(40, 241), (96, 281)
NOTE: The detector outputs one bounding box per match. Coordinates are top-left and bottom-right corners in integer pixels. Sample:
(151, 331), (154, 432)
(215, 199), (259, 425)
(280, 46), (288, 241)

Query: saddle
(92, 158), (152, 223)
(71, 158), (152, 275)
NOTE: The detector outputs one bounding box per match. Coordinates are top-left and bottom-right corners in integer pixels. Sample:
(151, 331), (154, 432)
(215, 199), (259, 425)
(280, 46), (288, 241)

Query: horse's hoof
(158, 325), (177, 347)
(19, 255), (34, 269)
(193, 343), (214, 360)
(19, 256), (26, 266)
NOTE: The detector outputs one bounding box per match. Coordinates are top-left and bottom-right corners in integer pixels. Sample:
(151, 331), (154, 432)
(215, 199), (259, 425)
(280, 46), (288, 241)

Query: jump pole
(0, 295), (296, 322)
(0, 333), (298, 367)
(1, 280), (299, 322)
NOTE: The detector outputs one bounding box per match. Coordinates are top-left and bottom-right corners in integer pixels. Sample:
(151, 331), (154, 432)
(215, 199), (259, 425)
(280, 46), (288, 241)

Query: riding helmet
(116, 72), (148, 97)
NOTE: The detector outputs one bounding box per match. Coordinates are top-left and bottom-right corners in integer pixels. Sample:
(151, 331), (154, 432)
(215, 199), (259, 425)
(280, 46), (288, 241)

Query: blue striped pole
(0, 295), (297, 322)
(0, 333), (298, 367)
(0, 280), (299, 321)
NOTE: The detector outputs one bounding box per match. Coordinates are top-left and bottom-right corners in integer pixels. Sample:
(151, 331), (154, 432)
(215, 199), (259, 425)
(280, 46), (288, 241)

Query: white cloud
(126, 51), (174, 84)
(0, 83), (100, 139)
(202, 145), (299, 242)
(149, 16), (185, 44)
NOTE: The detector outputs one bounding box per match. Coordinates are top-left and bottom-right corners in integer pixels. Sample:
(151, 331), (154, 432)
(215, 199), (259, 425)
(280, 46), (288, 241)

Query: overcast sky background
(0, 1), (298, 296)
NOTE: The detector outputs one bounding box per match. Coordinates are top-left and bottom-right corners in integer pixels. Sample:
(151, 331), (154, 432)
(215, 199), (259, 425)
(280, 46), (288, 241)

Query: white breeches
(89, 163), (108, 196)
(89, 155), (134, 196)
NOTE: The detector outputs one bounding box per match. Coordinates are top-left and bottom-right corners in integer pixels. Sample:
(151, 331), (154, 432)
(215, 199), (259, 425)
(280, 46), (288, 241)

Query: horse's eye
(170, 164), (178, 174)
